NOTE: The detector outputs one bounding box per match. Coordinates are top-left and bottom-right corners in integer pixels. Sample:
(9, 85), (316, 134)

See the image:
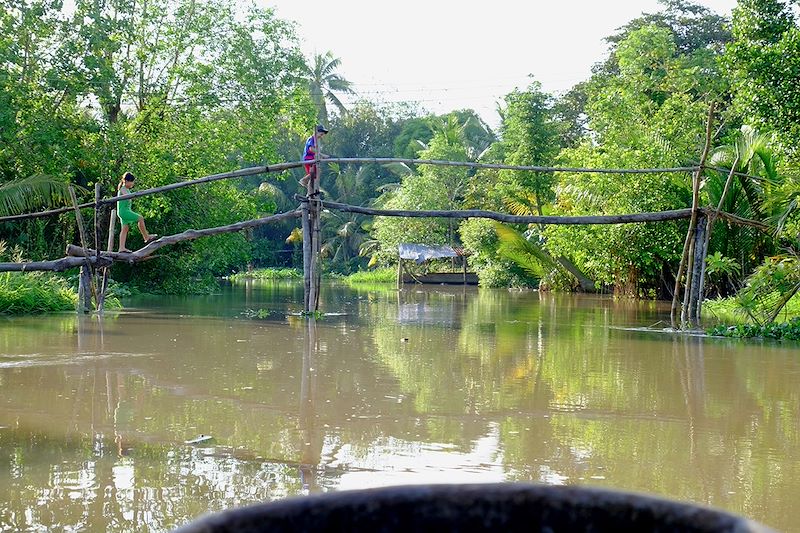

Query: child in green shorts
(117, 172), (157, 252)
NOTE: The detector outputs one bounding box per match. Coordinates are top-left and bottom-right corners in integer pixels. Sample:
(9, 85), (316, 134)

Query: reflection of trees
(372, 288), (800, 531)
(0, 426), (300, 531)
(1, 286), (799, 531)
(0, 311), (316, 530)
(0, 285), (451, 529)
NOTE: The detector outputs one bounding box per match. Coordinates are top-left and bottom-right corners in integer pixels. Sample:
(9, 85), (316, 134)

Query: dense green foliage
(2, 0), (800, 318)
(0, 0), (311, 294)
(727, 0), (800, 157)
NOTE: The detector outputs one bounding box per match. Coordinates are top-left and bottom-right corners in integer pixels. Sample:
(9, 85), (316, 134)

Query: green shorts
(117, 207), (141, 225)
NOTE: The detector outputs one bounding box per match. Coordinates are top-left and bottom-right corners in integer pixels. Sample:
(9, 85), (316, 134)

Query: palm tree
(320, 211), (370, 268)
(493, 221), (596, 292)
(704, 125), (780, 282)
(303, 52), (355, 125)
(706, 125), (778, 221)
(705, 126), (800, 322)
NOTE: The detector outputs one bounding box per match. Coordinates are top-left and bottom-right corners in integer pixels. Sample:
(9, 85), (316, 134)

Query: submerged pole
(397, 259), (403, 289)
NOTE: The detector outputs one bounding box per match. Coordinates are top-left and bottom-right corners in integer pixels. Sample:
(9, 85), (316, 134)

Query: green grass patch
(0, 272), (77, 314)
(228, 268), (303, 282)
(343, 268), (396, 284)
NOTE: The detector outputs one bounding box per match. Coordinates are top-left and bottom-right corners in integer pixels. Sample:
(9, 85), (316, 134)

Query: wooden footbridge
(0, 109), (770, 330)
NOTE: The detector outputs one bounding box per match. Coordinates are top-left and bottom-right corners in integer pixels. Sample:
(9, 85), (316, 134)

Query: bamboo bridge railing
(0, 111), (769, 329)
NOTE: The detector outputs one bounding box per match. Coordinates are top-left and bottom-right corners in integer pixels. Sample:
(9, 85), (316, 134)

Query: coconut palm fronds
(494, 222), (558, 278)
(0, 174), (74, 216)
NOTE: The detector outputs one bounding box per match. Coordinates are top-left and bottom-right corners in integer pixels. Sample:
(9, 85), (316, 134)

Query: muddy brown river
(0, 282), (797, 531)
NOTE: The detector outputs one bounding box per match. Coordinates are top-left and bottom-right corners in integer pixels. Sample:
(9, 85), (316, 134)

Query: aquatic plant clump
(708, 318), (800, 341)
(228, 268), (303, 281)
(0, 272), (77, 314)
(344, 268), (396, 284)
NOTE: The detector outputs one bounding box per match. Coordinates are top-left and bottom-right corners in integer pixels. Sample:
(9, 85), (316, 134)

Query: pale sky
(260, 0), (738, 130)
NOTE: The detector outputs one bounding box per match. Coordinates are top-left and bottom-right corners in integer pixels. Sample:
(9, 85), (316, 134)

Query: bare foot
(145, 234), (159, 243)
(119, 248), (132, 253)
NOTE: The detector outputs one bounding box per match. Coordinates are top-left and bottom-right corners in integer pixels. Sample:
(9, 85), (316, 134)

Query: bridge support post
(671, 102), (715, 330)
(302, 201), (312, 313)
(301, 129), (324, 315)
(69, 186), (96, 313)
(78, 264), (92, 313)
(312, 195), (322, 311)
(687, 214), (708, 328)
(97, 209), (116, 313)
(305, 193), (321, 314)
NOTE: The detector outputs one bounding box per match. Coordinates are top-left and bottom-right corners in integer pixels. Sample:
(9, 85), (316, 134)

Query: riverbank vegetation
(0, 242), (75, 313)
(0, 272), (76, 314)
(228, 267), (395, 284)
(228, 268), (303, 282)
(708, 318), (800, 341)
(342, 268), (396, 284)
(1, 0), (799, 326)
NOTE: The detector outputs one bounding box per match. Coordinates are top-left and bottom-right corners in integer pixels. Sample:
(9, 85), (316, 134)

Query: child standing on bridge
(299, 125), (329, 189)
(116, 172), (157, 253)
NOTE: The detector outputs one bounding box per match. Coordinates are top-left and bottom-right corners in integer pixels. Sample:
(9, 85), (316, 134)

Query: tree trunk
(555, 256), (596, 292)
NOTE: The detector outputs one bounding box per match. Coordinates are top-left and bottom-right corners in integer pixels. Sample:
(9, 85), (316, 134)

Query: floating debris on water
(185, 435), (214, 445)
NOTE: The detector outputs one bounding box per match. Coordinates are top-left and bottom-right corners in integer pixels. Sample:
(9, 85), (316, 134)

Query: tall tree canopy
(727, 0), (800, 157)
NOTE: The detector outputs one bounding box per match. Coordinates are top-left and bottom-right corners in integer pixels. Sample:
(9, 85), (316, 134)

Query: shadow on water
(0, 282), (797, 531)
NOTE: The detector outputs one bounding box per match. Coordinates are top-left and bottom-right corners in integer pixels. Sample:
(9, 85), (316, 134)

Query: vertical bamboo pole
(94, 183), (101, 260)
(397, 258), (403, 289)
(313, 210), (322, 310)
(308, 211), (318, 314)
(694, 241), (709, 325)
(78, 267), (92, 313)
(688, 214), (708, 327)
(680, 235), (696, 327)
(69, 186), (94, 313)
(671, 103), (715, 329)
(311, 128), (323, 312)
(97, 210), (116, 313)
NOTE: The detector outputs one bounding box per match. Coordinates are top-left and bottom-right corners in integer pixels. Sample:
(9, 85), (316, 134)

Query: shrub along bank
(0, 273), (77, 314)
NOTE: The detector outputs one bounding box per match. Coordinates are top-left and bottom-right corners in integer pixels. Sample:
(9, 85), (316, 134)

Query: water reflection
(0, 283), (797, 531)
(299, 318), (320, 493)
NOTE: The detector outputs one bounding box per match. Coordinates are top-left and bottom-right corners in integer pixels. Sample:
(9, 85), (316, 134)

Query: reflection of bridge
(0, 114), (769, 329)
